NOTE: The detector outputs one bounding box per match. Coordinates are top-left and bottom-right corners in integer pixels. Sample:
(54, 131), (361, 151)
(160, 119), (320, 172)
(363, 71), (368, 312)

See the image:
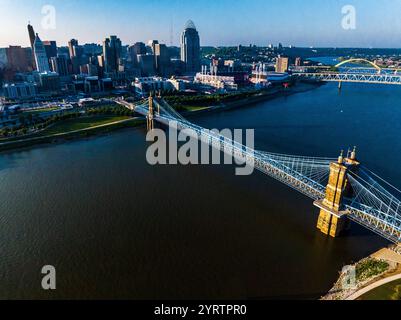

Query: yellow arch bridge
(295, 58), (401, 85)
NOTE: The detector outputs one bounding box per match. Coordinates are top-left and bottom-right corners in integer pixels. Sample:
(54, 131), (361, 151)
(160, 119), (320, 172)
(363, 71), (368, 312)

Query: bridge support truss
(131, 97), (401, 244)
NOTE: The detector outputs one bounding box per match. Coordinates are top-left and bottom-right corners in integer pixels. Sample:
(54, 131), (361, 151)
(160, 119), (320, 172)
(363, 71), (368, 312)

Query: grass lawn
(39, 115), (132, 136)
(360, 279), (401, 300)
(24, 107), (60, 114)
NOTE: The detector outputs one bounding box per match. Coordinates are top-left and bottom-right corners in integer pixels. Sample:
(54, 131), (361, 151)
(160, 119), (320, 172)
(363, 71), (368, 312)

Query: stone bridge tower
(315, 148), (360, 237)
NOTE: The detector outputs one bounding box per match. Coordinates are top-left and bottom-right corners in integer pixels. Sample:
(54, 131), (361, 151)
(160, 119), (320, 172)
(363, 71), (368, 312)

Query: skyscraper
(68, 39), (84, 75)
(27, 24), (36, 49)
(180, 20), (200, 73)
(50, 55), (69, 76)
(27, 23), (37, 70)
(5, 46), (31, 72)
(68, 39), (79, 58)
(43, 41), (58, 60)
(137, 54), (156, 76)
(132, 42), (147, 55)
(154, 43), (171, 77)
(148, 40), (159, 55)
(33, 34), (50, 73)
(103, 35), (122, 73)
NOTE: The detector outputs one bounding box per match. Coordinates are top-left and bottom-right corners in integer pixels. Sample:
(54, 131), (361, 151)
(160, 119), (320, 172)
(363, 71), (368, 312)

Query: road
(346, 273), (401, 300)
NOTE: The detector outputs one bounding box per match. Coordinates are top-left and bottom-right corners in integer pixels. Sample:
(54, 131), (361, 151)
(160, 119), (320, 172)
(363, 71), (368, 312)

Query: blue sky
(1, 0), (401, 48)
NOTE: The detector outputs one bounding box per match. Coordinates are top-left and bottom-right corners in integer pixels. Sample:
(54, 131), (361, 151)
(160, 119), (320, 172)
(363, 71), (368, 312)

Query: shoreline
(0, 117), (144, 153)
(0, 81), (323, 153)
(321, 244), (401, 300)
(182, 82), (324, 118)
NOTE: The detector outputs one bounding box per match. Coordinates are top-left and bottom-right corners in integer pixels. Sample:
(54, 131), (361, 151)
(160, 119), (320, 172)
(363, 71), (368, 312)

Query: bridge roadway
(117, 98), (401, 243)
(294, 72), (401, 85)
(294, 58), (401, 85)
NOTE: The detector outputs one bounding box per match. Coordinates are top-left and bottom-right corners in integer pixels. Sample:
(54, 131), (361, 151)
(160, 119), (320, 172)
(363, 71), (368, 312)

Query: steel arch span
(335, 58), (381, 71)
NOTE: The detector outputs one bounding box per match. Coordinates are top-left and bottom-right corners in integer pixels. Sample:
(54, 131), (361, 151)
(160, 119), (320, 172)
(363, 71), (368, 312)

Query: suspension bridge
(294, 58), (401, 86)
(118, 97), (401, 244)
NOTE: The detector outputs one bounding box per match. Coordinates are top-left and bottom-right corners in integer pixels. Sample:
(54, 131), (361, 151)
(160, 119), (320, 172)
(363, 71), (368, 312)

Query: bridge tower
(315, 148), (360, 237)
(147, 96), (155, 131)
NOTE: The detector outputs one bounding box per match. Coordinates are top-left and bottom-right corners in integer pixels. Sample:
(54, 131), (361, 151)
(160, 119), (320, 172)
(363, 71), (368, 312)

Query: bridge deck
(122, 98), (401, 243)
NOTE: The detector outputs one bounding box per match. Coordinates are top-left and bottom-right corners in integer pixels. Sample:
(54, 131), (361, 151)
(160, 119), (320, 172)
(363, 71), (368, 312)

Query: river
(0, 81), (400, 299)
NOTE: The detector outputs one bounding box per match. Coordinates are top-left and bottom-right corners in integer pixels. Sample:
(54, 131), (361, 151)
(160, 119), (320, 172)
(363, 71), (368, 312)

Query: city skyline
(1, 0), (401, 48)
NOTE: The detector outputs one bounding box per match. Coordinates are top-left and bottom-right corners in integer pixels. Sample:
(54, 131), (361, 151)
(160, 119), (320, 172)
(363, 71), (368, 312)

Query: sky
(1, 0), (401, 48)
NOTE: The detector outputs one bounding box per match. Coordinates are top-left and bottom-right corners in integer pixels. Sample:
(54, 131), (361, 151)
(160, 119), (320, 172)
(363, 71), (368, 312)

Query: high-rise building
(27, 24), (36, 49)
(132, 42), (147, 55)
(43, 41), (58, 60)
(103, 35), (122, 73)
(154, 43), (171, 77)
(50, 55), (69, 76)
(180, 20), (200, 73)
(275, 56), (289, 73)
(86, 56), (99, 77)
(27, 23), (37, 69)
(148, 40), (159, 54)
(295, 57), (302, 67)
(5, 46), (31, 72)
(68, 39), (83, 74)
(137, 54), (156, 76)
(128, 42), (147, 66)
(34, 34), (51, 73)
(68, 39), (79, 58)
(0, 48), (8, 68)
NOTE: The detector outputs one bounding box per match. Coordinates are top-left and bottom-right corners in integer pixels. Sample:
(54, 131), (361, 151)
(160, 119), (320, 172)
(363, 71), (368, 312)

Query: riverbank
(321, 244), (401, 300)
(0, 81), (323, 153)
(0, 116), (144, 152)
(182, 81), (324, 118)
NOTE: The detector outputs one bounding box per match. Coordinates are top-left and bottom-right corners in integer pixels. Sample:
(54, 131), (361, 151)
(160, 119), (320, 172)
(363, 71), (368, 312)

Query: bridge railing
(135, 99), (401, 243)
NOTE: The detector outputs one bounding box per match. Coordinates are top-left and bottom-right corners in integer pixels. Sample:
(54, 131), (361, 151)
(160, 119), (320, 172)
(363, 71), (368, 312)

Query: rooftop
(184, 20), (197, 30)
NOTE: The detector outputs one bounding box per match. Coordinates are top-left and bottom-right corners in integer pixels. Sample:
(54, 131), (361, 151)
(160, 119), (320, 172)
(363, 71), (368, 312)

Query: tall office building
(27, 24), (36, 49)
(128, 42), (147, 66)
(148, 40), (159, 54)
(180, 20), (200, 73)
(137, 54), (156, 76)
(43, 41), (58, 60)
(50, 55), (69, 76)
(68, 39), (79, 58)
(5, 46), (31, 72)
(27, 23), (37, 69)
(103, 35), (122, 73)
(33, 34), (50, 73)
(275, 56), (289, 73)
(132, 42), (147, 55)
(154, 43), (171, 77)
(68, 39), (84, 74)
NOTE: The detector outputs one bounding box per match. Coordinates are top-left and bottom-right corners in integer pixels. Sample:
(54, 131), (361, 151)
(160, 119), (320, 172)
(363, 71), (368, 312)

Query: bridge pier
(315, 148), (360, 238)
(338, 81), (342, 90)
